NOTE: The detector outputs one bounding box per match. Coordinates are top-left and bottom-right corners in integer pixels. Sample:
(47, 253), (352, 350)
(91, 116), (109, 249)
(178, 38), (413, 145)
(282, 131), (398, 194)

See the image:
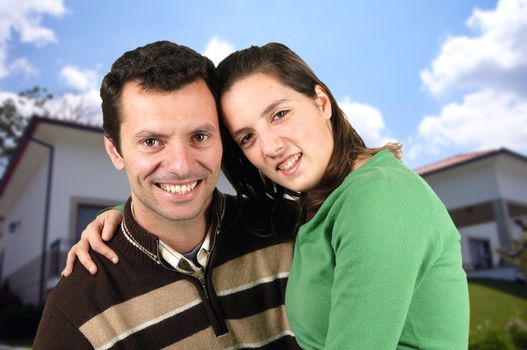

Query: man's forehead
(125, 78), (216, 99)
(120, 80), (218, 120)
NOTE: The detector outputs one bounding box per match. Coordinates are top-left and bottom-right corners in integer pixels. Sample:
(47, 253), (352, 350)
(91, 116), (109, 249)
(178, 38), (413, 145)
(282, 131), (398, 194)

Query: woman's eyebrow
(230, 99), (290, 140)
(260, 99), (289, 118)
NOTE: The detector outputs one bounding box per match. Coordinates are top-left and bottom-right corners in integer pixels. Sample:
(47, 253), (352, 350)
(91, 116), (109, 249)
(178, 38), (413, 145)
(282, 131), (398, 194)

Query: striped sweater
(33, 193), (300, 349)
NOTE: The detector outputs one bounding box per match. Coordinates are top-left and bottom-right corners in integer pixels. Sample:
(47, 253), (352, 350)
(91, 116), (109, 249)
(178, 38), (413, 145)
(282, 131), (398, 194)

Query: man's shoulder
(48, 254), (112, 300)
(44, 240), (145, 324)
(48, 237), (129, 300)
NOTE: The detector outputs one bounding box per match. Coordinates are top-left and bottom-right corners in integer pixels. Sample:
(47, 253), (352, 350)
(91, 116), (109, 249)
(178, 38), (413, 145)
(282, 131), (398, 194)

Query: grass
(469, 279), (527, 332)
(469, 279), (527, 348)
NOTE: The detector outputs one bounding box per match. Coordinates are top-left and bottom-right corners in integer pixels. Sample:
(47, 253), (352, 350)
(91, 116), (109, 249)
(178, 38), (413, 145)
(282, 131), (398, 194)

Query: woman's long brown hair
(216, 43), (402, 236)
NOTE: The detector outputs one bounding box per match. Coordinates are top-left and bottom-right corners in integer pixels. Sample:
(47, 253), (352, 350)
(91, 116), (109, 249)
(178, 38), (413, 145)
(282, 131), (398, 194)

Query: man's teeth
(279, 153), (301, 171)
(160, 181), (198, 194)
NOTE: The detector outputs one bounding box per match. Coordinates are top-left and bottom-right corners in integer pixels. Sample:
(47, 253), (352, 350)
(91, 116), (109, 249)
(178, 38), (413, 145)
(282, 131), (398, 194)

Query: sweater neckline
(120, 190), (225, 265)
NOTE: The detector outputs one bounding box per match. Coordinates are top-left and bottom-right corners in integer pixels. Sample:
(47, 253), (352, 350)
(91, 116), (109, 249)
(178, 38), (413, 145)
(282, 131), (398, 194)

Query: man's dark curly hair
(100, 40), (216, 153)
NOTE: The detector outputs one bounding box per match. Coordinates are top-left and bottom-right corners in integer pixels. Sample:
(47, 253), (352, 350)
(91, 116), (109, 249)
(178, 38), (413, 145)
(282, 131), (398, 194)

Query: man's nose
(162, 142), (193, 175)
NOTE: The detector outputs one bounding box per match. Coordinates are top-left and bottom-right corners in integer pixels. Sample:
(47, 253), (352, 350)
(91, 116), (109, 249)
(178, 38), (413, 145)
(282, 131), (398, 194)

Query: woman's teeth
(278, 153), (301, 171)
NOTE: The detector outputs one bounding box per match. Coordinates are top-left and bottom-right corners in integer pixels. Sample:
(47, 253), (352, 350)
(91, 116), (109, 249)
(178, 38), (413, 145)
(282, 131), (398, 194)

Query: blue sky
(0, 0), (525, 168)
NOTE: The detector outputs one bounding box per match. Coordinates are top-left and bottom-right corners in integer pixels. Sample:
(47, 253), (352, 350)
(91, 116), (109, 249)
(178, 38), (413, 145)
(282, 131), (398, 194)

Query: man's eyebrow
(192, 122), (218, 133)
(133, 130), (167, 139)
(132, 122), (218, 139)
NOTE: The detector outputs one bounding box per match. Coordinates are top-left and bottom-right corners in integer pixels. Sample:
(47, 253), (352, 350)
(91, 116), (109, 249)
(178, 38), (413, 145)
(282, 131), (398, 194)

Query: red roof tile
(415, 149), (498, 176)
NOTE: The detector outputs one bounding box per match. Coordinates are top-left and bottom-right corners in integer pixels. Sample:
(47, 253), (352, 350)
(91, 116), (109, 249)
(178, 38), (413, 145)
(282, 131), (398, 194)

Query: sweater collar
(121, 189), (225, 264)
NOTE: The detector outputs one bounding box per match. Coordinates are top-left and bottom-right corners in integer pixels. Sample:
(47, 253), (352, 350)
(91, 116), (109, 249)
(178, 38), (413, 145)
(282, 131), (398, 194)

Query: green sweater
(285, 151), (469, 349)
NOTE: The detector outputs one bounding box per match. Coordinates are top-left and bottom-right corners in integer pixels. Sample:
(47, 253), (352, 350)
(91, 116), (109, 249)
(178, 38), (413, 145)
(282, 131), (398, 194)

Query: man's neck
(131, 202), (210, 255)
(157, 218), (208, 254)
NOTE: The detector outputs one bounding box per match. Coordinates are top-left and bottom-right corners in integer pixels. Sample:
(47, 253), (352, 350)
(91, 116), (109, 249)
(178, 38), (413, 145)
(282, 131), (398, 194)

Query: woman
(65, 43), (469, 349)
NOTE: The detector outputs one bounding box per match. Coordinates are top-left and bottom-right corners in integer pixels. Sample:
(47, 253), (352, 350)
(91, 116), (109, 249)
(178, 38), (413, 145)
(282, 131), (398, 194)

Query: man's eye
(194, 134), (209, 143)
(143, 138), (159, 147)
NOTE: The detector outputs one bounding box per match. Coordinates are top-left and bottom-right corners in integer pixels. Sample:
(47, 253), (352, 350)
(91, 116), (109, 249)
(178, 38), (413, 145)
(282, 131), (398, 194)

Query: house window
(48, 204), (109, 278)
(468, 238), (493, 270)
(75, 204), (108, 240)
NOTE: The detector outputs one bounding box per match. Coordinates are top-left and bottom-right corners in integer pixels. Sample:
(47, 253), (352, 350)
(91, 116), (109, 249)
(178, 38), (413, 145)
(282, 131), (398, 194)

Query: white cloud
(417, 89), (527, 153)
(47, 89), (102, 125)
(338, 97), (393, 147)
(8, 57), (38, 76)
(0, 48), (7, 78)
(60, 66), (98, 92)
(202, 37), (235, 66)
(411, 0), (527, 166)
(0, 0), (66, 78)
(404, 142), (423, 163)
(420, 0), (527, 96)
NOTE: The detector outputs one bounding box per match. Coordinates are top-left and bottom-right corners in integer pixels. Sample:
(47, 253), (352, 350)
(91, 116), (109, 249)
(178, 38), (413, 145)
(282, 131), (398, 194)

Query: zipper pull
(195, 269), (209, 299)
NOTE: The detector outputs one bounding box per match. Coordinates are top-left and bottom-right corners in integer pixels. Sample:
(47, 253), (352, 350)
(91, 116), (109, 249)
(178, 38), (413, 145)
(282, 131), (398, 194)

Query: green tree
(0, 86), (52, 169)
(498, 219), (527, 281)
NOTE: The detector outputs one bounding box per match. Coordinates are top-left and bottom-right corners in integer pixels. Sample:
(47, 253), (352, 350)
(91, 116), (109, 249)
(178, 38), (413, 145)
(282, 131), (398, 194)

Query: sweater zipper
(175, 194), (227, 335)
(199, 194), (227, 335)
(193, 269), (209, 299)
(125, 193), (228, 335)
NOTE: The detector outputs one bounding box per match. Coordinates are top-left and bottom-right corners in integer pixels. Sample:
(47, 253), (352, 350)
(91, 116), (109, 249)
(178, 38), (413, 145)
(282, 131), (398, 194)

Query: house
(0, 116), (233, 305)
(416, 148), (527, 280)
(1, 116), (525, 306)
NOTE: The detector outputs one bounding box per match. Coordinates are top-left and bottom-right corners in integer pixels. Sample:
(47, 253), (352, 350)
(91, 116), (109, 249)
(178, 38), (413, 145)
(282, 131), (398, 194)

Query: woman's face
(221, 73), (334, 193)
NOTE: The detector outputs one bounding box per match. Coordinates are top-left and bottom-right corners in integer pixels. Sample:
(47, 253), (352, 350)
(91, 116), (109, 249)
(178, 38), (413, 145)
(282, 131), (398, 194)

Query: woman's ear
(314, 85), (332, 120)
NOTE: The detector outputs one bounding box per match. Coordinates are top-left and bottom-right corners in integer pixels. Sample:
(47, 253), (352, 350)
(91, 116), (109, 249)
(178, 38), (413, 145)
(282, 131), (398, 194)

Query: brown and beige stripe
(80, 243), (294, 349)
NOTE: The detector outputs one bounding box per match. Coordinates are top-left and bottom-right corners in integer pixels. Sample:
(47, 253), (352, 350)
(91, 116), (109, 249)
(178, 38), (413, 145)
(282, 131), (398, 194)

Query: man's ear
(104, 136), (124, 170)
(314, 85), (332, 120)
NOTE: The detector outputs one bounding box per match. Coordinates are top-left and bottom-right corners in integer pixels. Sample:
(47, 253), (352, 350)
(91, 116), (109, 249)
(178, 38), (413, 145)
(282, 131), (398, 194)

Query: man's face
(105, 79), (222, 232)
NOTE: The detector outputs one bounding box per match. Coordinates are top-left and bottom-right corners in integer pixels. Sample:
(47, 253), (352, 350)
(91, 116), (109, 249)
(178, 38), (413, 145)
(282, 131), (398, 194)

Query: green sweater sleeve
(324, 177), (441, 349)
(96, 203), (125, 216)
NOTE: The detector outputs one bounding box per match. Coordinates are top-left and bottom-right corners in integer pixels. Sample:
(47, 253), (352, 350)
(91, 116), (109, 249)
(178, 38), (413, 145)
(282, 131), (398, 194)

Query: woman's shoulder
(323, 151), (446, 226)
(337, 152), (425, 199)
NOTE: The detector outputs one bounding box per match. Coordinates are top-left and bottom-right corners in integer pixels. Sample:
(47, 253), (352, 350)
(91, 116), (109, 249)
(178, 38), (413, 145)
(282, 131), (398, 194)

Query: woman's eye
(273, 110), (288, 121)
(240, 133), (254, 145)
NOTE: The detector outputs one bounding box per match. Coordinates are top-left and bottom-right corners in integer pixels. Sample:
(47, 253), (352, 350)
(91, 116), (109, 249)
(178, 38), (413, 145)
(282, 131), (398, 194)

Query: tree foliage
(0, 86), (52, 169)
(498, 219), (527, 281)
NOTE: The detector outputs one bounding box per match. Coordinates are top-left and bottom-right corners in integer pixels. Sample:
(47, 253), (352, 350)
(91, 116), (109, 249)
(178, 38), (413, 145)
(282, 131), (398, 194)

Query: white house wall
(46, 137), (129, 246)
(2, 155), (48, 303)
(422, 158), (500, 209)
(496, 155), (527, 204)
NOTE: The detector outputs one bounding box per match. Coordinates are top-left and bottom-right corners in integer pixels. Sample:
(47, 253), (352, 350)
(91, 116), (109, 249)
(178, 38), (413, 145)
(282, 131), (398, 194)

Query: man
(33, 41), (299, 349)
